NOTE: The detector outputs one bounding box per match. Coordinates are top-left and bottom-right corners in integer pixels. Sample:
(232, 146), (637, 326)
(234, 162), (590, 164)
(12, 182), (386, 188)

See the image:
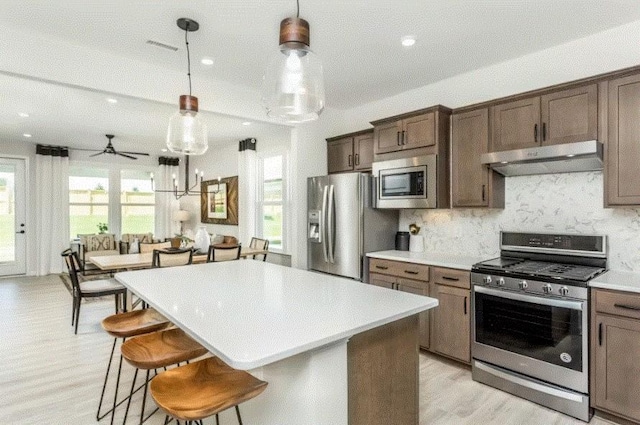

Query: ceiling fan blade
(73, 147), (103, 152)
(89, 152), (104, 157)
(117, 152), (138, 160)
(119, 151), (150, 156)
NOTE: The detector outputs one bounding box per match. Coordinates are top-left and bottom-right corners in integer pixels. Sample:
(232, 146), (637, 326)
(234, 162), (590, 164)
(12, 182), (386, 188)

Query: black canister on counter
(395, 231), (410, 251)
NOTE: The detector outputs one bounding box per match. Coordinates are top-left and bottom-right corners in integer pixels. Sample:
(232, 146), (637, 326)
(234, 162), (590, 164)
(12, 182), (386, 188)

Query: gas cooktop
(473, 257), (606, 283)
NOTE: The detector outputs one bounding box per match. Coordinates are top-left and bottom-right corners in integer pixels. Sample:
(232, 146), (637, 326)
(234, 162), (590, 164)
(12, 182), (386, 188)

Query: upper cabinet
(371, 106), (450, 157)
(490, 84), (598, 152)
(451, 108), (504, 208)
(326, 130), (374, 174)
(606, 74), (640, 206)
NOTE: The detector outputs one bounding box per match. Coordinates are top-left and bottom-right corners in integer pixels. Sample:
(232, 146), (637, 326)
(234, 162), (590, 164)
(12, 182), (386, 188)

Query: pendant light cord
(184, 25), (192, 96)
(296, 0), (299, 17)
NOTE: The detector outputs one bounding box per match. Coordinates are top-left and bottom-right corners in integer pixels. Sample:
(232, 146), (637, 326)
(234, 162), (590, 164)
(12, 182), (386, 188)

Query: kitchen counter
(589, 270), (640, 293)
(367, 250), (486, 271)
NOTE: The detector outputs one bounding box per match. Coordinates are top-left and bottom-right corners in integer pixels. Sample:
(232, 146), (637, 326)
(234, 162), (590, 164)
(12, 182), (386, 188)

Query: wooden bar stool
(121, 328), (208, 424)
(99, 309), (172, 424)
(150, 357), (268, 425)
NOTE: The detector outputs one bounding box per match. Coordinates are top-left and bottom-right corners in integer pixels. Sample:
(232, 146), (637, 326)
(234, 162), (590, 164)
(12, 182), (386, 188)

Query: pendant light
(261, 0), (325, 123)
(167, 18), (208, 155)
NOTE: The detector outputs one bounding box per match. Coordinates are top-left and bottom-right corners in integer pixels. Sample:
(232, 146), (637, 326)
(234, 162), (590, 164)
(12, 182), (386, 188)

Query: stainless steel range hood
(481, 140), (603, 176)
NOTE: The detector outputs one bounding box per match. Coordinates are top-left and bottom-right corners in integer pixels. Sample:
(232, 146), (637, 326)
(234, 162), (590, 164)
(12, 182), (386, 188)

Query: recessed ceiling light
(18, 112), (29, 118)
(201, 58), (214, 66)
(242, 121), (252, 126)
(161, 148), (168, 152)
(106, 98), (118, 104)
(23, 133), (32, 138)
(401, 36), (416, 47)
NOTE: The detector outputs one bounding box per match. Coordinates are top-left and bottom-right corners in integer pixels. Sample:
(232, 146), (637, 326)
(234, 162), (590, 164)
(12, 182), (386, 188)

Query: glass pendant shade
(166, 95), (208, 155)
(262, 17), (325, 123)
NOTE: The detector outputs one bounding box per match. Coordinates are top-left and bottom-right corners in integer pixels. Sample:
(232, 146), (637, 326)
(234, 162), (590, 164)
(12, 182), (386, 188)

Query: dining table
(114, 260), (438, 425)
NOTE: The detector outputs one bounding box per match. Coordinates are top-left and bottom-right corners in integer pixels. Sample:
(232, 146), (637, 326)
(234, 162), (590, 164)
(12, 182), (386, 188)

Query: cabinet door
(402, 112), (435, 150)
(327, 137), (354, 174)
(594, 314), (640, 421)
(607, 74), (640, 205)
(431, 284), (470, 363)
(373, 121), (402, 154)
(369, 272), (395, 290)
(452, 108), (490, 207)
(490, 97), (540, 151)
(540, 84), (598, 146)
(397, 278), (430, 349)
(354, 133), (374, 171)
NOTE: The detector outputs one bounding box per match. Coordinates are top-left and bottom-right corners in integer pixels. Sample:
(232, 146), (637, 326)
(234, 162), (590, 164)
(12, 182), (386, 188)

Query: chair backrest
(152, 248), (194, 268)
(249, 237), (269, 261)
(121, 233), (154, 244)
(79, 233), (117, 252)
(140, 241), (171, 253)
(207, 243), (242, 262)
(61, 249), (81, 294)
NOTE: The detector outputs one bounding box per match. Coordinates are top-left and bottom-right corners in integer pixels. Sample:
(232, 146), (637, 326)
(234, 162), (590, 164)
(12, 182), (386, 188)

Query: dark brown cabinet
(607, 74), (640, 206)
(592, 289), (640, 423)
(490, 84), (598, 152)
(451, 108), (504, 208)
(326, 130), (374, 174)
(430, 267), (471, 364)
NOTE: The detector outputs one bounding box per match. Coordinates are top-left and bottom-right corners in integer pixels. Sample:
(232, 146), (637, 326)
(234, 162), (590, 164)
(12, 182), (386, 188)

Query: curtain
(154, 157), (180, 240)
(35, 144), (70, 275)
(238, 138), (257, 245)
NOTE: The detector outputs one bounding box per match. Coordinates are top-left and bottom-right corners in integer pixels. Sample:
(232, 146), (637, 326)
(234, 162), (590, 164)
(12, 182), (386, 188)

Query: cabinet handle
(542, 122), (547, 141)
(397, 131), (401, 146)
(534, 124), (538, 142)
(464, 296), (468, 315)
(401, 130), (406, 145)
(348, 155), (352, 167)
(598, 322), (603, 346)
(613, 303), (640, 311)
(482, 184), (486, 202)
(355, 153), (359, 166)
(404, 270), (419, 275)
(442, 276), (460, 282)
(375, 265), (389, 270)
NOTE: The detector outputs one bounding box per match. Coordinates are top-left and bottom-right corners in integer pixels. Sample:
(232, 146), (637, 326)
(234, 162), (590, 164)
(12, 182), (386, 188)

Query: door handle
(16, 230), (25, 234)
(482, 184), (486, 202)
(598, 322), (603, 346)
(396, 131), (401, 146)
(401, 130), (406, 145)
(404, 270), (419, 275)
(327, 185), (336, 264)
(613, 303), (640, 311)
(534, 124), (538, 142)
(348, 155), (352, 167)
(442, 276), (460, 282)
(355, 153), (359, 166)
(464, 296), (468, 315)
(542, 122), (547, 141)
(375, 265), (389, 270)
(321, 185), (329, 263)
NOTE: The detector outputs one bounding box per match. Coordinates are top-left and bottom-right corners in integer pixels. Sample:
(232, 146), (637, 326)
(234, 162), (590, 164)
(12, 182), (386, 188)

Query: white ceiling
(1, 1), (640, 153)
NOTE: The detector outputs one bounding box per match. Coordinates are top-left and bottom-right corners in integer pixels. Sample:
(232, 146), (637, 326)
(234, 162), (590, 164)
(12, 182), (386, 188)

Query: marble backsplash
(400, 171), (640, 271)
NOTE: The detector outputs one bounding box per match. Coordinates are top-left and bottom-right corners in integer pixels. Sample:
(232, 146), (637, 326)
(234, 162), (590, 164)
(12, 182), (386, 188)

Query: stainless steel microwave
(372, 155), (437, 209)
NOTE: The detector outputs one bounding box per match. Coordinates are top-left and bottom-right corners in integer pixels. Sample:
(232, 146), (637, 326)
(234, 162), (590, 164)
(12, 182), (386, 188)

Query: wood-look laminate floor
(0, 275), (621, 424)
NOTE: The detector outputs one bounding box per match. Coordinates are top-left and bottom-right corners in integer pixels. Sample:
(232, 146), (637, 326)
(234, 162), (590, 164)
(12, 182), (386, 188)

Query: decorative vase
(129, 238), (140, 254)
(409, 234), (424, 253)
(194, 227), (211, 253)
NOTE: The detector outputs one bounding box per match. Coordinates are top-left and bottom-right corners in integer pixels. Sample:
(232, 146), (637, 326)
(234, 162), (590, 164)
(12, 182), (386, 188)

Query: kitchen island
(115, 260), (438, 425)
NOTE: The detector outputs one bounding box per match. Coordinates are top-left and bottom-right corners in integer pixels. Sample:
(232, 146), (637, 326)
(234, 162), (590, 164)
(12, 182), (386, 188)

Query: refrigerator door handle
(321, 185), (329, 263)
(328, 184), (336, 263)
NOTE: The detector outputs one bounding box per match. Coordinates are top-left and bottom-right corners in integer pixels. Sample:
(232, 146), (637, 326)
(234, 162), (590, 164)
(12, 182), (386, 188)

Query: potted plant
(171, 234), (193, 249)
(97, 222), (108, 234)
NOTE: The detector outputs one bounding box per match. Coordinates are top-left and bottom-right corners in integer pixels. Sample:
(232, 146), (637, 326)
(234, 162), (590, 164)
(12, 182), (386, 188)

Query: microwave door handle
(321, 185), (329, 263)
(327, 185), (336, 263)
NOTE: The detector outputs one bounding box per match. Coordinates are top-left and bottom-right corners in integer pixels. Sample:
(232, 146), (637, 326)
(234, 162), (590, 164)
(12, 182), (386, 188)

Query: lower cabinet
(592, 288), (640, 423)
(369, 259), (471, 363)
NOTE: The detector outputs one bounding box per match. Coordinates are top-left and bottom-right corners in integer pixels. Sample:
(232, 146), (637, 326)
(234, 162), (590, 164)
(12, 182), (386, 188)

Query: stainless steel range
(471, 232), (607, 422)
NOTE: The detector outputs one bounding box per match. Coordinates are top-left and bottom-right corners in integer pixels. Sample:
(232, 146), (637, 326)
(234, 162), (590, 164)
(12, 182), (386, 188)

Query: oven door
(472, 285), (588, 393)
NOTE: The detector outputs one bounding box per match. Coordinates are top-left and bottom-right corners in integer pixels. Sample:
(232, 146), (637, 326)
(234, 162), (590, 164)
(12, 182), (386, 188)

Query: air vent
(146, 40), (179, 51)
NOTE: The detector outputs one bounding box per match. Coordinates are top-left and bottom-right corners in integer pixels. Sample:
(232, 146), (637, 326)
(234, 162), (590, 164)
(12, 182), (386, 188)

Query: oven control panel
(471, 273), (588, 301)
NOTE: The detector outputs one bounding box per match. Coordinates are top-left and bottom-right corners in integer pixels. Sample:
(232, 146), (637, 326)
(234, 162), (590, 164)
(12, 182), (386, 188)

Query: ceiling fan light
(262, 17), (325, 123)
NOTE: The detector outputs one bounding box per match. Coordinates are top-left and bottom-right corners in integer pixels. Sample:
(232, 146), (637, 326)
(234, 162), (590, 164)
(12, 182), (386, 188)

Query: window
(257, 153), (288, 252)
(69, 167), (109, 238)
(121, 170), (154, 234)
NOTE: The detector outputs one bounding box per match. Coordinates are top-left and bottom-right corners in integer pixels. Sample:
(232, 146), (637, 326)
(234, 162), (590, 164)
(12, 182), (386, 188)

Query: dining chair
(78, 233), (120, 275)
(249, 237), (269, 261)
(152, 248), (194, 268)
(61, 249), (127, 334)
(207, 243), (241, 262)
(120, 233), (155, 253)
(139, 241), (171, 253)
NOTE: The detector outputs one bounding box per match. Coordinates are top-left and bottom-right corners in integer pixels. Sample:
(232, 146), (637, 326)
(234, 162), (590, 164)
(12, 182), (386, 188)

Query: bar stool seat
(102, 308), (171, 338)
(150, 357), (268, 423)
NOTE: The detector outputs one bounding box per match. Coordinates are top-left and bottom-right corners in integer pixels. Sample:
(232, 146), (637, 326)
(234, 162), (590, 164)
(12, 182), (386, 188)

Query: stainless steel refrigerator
(307, 173), (398, 280)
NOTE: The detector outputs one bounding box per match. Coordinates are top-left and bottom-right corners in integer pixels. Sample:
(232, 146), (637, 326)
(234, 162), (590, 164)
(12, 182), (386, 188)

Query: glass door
(0, 158), (26, 276)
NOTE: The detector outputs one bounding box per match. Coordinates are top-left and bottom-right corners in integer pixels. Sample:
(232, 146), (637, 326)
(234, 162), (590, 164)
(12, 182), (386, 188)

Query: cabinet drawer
(397, 277), (428, 291)
(432, 267), (470, 289)
(369, 258), (430, 281)
(594, 289), (640, 320)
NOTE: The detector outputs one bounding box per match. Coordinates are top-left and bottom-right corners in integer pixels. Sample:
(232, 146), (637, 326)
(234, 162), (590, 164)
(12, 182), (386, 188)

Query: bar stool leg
(235, 406), (243, 425)
(96, 338), (118, 420)
(110, 350), (126, 425)
(123, 368), (139, 424)
(138, 369), (151, 425)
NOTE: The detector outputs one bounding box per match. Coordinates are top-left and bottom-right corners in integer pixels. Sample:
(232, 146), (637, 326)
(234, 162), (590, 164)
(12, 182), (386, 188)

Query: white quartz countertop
(367, 250), (486, 271)
(589, 270), (640, 294)
(115, 261), (438, 370)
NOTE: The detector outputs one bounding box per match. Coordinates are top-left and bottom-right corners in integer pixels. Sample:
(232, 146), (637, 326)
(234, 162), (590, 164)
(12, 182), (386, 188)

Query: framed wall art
(201, 176), (238, 225)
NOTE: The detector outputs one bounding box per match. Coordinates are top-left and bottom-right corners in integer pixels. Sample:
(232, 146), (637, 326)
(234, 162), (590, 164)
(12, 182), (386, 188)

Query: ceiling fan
(76, 134), (150, 160)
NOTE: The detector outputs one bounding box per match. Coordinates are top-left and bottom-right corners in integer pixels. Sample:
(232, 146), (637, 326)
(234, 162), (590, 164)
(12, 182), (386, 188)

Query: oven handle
(473, 285), (584, 311)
